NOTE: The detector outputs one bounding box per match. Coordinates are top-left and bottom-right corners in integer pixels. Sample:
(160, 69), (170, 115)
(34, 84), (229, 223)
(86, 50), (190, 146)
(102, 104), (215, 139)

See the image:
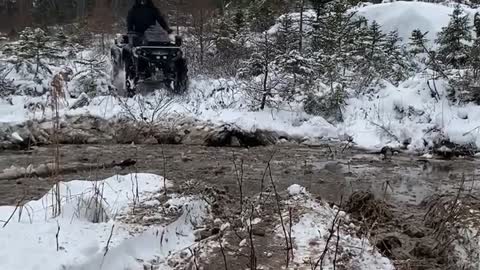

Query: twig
(248, 204), (257, 270)
(462, 125), (480, 136)
(103, 224), (115, 257)
(161, 144), (168, 195)
(188, 247), (200, 270)
(288, 207), (294, 262)
(219, 237), (229, 270)
(232, 151), (244, 213)
(333, 218), (342, 270)
(314, 206), (342, 270)
(2, 195), (26, 228)
(268, 165), (291, 267)
(56, 221), (60, 251)
(259, 150), (276, 203)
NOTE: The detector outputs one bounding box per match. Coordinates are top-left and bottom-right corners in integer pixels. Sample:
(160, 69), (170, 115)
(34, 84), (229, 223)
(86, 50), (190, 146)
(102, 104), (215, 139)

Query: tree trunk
(199, 8), (205, 66)
(299, 0), (304, 53)
(261, 33), (270, 110)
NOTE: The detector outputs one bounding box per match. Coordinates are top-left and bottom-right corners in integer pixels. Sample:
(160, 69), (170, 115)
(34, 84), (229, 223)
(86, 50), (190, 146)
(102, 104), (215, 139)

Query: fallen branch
(56, 221), (61, 251)
(369, 121), (400, 143)
(0, 159), (137, 181)
(462, 125), (480, 136)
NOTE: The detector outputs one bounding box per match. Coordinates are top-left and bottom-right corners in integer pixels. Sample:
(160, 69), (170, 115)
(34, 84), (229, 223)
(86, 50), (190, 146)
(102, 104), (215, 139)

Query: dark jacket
(127, 0), (172, 34)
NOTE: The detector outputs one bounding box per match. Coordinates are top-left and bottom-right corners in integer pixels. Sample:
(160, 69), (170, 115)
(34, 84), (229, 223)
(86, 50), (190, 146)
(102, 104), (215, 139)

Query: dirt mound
(0, 115), (292, 150)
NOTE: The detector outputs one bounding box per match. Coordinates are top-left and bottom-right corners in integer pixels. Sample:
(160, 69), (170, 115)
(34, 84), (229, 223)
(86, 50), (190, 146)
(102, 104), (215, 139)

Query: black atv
(111, 31), (188, 96)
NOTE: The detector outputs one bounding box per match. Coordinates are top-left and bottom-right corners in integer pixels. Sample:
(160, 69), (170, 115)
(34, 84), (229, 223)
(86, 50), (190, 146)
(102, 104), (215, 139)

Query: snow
(284, 185), (394, 270)
(1, 74), (480, 152)
(0, 173), (208, 270)
(287, 184), (307, 196)
(340, 75), (480, 150)
(355, 1), (480, 44)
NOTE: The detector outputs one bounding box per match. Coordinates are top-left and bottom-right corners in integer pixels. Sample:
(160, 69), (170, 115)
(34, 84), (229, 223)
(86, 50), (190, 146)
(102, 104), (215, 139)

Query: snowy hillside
(356, 1), (480, 43)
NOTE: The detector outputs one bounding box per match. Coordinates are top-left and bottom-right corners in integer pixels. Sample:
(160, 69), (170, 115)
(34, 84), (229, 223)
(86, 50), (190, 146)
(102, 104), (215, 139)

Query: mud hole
(0, 143), (479, 269)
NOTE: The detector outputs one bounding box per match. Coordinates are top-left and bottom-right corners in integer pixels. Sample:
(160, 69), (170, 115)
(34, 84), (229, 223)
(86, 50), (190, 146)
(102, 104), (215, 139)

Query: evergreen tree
(210, 6), (251, 76)
(274, 13), (299, 53)
(310, 0), (363, 80)
(247, 0), (285, 32)
(471, 13), (480, 80)
(474, 12), (480, 38)
(436, 5), (472, 68)
(409, 29), (429, 55)
(3, 28), (64, 79)
(353, 20), (389, 88)
(72, 55), (110, 96)
(384, 30), (412, 83)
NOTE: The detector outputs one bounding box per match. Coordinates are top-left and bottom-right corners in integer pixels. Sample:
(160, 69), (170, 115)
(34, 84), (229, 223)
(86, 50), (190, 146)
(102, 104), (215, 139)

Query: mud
(0, 143), (479, 269)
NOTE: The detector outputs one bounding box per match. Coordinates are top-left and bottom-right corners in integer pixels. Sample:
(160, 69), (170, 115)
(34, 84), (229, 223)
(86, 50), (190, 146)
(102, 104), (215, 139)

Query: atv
(111, 31), (188, 97)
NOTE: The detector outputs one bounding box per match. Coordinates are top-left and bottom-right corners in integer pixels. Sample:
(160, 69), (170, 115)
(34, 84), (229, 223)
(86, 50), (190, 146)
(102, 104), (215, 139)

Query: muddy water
(0, 144), (478, 206)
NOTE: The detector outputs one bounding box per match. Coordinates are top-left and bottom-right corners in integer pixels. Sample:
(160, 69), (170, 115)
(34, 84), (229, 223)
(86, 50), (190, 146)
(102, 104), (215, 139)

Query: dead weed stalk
(268, 164), (293, 267)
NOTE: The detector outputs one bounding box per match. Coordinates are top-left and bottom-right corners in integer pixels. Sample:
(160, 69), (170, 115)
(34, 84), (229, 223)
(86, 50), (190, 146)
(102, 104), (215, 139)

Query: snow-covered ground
(0, 173), (208, 270)
(2, 73), (479, 152)
(284, 185), (394, 270)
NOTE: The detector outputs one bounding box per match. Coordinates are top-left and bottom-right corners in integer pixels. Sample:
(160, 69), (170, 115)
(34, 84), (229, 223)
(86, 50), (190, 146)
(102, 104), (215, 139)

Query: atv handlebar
(124, 31), (183, 47)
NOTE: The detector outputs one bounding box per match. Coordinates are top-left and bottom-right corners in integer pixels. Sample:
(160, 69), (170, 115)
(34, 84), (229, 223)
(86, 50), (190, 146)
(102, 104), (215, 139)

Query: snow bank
(0, 78), (340, 140)
(340, 75), (480, 150)
(0, 173), (208, 270)
(285, 185), (394, 269)
(1, 74), (480, 152)
(355, 1), (480, 44)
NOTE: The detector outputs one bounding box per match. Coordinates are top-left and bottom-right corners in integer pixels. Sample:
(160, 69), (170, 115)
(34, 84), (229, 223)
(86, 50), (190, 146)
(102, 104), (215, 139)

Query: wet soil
(0, 143), (479, 269)
(0, 144), (478, 206)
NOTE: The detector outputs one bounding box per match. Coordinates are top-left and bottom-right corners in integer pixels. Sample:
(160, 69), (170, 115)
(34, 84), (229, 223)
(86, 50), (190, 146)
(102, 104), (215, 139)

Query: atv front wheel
(173, 58), (188, 94)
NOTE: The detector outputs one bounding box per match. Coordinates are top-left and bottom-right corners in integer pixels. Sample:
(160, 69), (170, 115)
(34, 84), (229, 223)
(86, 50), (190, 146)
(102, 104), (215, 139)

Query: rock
(181, 153), (193, 162)
(214, 218), (222, 226)
(194, 228), (210, 241)
(220, 222), (231, 232)
(239, 239), (248, 247)
(411, 241), (436, 258)
(144, 136), (158, 145)
(211, 227), (220, 235)
(376, 235), (402, 257)
(230, 136), (241, 147)
(252, 227), (266, 237)
(10, 132), (24, 142)
(69, 93), (90, 110)
(404, 225), (425, 238)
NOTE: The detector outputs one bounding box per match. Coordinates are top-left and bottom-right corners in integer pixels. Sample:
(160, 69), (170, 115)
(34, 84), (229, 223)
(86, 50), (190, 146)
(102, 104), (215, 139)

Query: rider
(127, 0), (173, 39)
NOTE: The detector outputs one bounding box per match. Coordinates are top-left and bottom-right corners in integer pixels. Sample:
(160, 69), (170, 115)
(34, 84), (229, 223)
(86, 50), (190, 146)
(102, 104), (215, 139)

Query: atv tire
(125, 63), (137, 97)
(173, 57), (188, 94)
